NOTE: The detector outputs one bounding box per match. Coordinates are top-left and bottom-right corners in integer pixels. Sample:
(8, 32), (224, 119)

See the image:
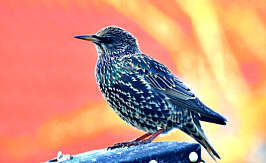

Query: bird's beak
(74, 35), (99, 42)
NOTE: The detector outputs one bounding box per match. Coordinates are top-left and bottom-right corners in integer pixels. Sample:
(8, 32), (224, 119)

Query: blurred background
(0, 0), (265, 162)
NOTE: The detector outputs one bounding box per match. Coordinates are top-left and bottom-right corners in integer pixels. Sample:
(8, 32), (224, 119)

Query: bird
(74, 26), (227, 161)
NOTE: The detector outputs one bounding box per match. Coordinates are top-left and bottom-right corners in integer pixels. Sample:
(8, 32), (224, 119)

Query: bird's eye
(101, 37), (113, 44)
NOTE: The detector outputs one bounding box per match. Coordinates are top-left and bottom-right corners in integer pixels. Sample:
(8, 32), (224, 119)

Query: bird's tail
(196, 132), (220, 161)
(182, 122), (220, 161)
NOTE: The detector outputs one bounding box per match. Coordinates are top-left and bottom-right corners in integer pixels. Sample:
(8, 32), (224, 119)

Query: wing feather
(119, 54), (227, 124)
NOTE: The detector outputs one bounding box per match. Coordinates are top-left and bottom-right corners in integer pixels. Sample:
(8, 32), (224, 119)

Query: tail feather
(198, 134), (220, 161)
(182, 120), (221, 161)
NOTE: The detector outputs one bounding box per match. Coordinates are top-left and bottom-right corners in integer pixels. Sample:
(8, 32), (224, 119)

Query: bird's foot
(107, 139), (151, 150)
(107, 129), (164, 150)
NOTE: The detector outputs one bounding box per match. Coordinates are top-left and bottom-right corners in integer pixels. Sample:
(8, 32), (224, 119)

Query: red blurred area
(0, 1), (265, 163)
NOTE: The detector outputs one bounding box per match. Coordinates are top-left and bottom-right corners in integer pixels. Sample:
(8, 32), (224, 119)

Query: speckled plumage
(75, 26), (227, 161)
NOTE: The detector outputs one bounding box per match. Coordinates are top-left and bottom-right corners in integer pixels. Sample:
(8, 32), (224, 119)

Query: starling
(74, 26), (227, 161)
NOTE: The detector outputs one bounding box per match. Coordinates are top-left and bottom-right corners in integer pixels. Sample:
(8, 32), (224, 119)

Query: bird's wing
(119, 54), (227, 125)
(119, 54), (195, 99)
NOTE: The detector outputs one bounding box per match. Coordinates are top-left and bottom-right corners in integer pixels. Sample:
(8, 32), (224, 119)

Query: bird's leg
(107, 133), (151, 150)
(134, 132), (152, 141)
(138, 129), (164, 144)
(107, 129), (164, 150)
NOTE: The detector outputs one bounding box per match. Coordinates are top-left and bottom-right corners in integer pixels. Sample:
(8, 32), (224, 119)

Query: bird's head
(75, 26), (140, 56)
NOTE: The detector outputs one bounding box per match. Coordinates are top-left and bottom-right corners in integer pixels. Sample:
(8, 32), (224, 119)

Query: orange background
(1, 0), (265, 162)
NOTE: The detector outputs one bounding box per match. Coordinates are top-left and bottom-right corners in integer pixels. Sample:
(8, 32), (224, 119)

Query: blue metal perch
(45, 141), (203, 163)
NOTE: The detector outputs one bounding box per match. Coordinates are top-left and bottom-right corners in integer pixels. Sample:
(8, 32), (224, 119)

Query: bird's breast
(96, 57), (118, 87)
(94, 56), (177, 133)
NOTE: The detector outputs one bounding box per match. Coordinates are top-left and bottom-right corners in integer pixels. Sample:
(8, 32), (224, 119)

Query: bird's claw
(107, 141), (137, 150)
(107, 140), (150, 150)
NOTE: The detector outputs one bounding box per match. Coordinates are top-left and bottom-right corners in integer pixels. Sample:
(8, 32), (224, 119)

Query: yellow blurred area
(4, 103), (135, 161)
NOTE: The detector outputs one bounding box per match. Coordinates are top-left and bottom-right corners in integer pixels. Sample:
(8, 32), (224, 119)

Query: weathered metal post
(45, 141), (203, 163)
